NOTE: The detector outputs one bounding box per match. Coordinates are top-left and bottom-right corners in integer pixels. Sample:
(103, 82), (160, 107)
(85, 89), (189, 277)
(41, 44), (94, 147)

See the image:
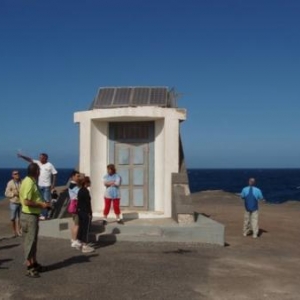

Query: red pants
(103, 198), (121, 216)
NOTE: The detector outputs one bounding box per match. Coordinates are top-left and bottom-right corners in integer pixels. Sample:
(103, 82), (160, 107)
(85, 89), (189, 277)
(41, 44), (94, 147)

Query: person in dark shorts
(5, 170), (22, 237)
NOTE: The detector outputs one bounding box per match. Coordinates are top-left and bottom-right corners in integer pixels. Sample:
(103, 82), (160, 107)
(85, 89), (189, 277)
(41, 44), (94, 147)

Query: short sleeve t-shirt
(103, 173), (121, 199)
(68, 181), (80, 200)
(20, 176), (43, 215)
(33, 160), (58, 187)
(240, 186), (263, 212)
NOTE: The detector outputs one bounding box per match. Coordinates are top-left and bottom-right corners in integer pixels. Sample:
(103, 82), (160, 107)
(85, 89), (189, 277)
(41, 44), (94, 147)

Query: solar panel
(92, 86), (174, 109)
(113, 88), (132, 106)
(95, 88), (115, 107)
(131, 88), (150, 105)
(149, 88), (168, 106)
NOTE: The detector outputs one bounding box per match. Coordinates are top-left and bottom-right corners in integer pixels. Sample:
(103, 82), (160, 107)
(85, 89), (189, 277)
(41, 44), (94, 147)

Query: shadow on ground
(0, 243), (20, 250)
(163, 248), (195, 254)
(0, 258), (13, 269)
(45, 254), (99, 272)
(89, 232), (117, 249)
(258, 228), (268, 237)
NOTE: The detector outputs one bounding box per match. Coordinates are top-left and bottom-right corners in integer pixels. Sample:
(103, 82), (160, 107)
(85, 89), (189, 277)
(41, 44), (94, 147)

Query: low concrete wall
(39, 214), (225, 246)
(39, 218), (73, 239)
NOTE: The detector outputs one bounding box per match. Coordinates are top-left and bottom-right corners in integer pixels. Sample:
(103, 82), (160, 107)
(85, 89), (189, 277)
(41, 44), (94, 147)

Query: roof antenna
(169, 87), (184, 107)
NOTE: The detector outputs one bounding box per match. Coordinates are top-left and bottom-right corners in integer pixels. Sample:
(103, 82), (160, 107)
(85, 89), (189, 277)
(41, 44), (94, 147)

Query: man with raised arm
(18, 152), (57, 220)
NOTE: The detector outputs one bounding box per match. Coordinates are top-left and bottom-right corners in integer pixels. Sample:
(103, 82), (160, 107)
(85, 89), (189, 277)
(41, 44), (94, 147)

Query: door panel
(116, 143), (148, 210)
(133, 145), (144, 164)
(118, 148), (130, 165)
(120, 189), (129, 206)
(133, 189), (144, 207)
(120, 169), (130, 187)
(109, 121), (154, 211)
(133, 168), (144, 185)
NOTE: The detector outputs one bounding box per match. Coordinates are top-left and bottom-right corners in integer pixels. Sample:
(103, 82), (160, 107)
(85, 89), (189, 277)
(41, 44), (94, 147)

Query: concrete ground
(0, 191), (299, 300)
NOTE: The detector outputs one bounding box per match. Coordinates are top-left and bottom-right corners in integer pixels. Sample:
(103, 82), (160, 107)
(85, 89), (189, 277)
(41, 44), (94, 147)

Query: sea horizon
(1, 168), (300, 204)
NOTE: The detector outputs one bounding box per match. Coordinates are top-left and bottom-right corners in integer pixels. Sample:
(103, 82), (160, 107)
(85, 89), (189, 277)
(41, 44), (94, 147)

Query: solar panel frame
(91, 86), (175, 109)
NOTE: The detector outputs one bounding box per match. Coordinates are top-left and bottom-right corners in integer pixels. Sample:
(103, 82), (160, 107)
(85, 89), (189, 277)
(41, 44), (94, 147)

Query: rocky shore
(1, 190), (299, 300)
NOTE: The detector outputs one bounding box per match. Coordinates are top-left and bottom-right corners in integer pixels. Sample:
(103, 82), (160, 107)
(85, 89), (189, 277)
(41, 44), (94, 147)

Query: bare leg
(71, 224), (79, 241)
(17, 219), (22, 235)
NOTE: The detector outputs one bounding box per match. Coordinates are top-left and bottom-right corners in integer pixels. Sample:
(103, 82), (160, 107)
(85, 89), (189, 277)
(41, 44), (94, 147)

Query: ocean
(188, 168), (300, 203)
(1, 168), (300, 204)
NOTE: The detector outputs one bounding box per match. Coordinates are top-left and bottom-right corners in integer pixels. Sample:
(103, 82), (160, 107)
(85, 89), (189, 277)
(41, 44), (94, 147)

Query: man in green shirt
(20, 163), (51, 278)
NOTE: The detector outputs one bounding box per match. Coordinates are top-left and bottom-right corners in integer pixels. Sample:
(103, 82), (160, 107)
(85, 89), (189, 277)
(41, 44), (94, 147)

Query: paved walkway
(0, 191), (299, 300)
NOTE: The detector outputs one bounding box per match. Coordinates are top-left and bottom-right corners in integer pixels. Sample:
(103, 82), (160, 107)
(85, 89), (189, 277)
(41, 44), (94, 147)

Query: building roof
(90, 86), (178, 109)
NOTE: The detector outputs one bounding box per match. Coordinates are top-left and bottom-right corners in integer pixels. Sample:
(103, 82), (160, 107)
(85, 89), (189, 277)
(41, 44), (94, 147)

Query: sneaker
(243, 231), (251, 237)
(253, 235), (258, 239)
(117, 219), (124, 225)
(82, 245), (95, 253)
(71, 240), (82, 248)
(26, 267), (40, 278)
(39, 216), (46, 221)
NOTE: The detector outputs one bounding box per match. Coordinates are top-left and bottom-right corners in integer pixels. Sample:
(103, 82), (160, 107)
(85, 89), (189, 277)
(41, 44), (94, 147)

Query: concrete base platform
(39, 214), (225, 246)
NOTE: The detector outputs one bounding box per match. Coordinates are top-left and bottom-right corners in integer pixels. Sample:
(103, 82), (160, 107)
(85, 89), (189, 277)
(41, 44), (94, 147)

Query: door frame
(108, 121), (155, 211)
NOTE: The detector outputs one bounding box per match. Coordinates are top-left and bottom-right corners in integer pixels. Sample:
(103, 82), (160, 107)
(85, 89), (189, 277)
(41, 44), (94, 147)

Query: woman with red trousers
(103, 164), (123, 224)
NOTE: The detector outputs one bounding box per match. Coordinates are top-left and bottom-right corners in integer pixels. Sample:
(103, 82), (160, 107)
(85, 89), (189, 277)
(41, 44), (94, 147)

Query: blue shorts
(10, 202), (21, 221)
(39, 186), (51, 202)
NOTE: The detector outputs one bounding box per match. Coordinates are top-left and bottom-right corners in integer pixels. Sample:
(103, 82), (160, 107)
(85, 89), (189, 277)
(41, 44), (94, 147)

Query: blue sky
(1, 0), (300, 168)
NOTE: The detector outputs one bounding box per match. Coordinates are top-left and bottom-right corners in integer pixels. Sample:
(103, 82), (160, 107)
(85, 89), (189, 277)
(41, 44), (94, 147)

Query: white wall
(90, 121), (108, 214)
(154, 119), (164, 213)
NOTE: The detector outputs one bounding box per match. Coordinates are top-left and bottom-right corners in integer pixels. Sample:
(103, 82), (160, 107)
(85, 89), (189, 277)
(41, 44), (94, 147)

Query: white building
(74, 87), (187, 219)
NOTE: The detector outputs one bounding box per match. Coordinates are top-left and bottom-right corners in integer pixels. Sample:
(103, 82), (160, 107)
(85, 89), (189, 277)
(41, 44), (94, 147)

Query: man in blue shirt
(240, 178), (264, 238)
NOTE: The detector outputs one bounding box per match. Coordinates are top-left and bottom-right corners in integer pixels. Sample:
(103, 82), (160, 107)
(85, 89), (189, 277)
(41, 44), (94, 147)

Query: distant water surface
(1, 168), (300, 204)
(188, 169), (300, 203)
